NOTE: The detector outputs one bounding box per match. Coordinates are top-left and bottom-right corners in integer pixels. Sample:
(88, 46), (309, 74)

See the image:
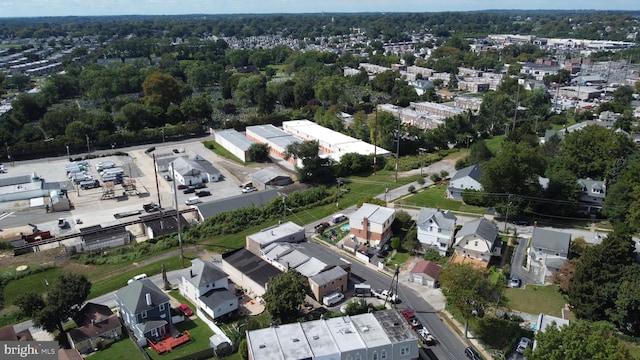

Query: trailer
(354, 283), (372, 297)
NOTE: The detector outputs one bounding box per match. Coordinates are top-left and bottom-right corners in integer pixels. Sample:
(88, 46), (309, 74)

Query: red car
(177, 184), (188, 190)
(177, 304), (193, 316)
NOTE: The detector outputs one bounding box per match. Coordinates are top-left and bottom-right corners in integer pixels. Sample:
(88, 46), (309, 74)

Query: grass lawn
(88, 255), (191, 299)
(90, 338), (145, 360)
(2, 266), (65, 305)
(146, 316), (214, 360)
(385, 250), (410, 269)
(402, 185), (487, 215)
(203, 140), (245, 164)
(505, 285), (568, 317)
(484, 135), (505, 154)
(626, 342), (640, 359)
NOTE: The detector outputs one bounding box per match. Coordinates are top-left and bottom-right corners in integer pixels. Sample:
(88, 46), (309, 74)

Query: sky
(0, 0), (638, 18)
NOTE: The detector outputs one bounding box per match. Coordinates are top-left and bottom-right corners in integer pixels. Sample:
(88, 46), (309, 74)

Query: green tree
(314, 75), (347, 105)
(555, 125), (635, 180)
(611, 264), (640, 336)
(262, 270), (307, 324)
(526, 321), (631, 360)
(16, 273), (91, 333)
(480, 141), (547, 213)
(180, 94), (212, 122)
(285, 140), (335, 184)
(234, 75), (267, 106)
(238, 339), (248, 360)
(568, 231), (636, 322)
(248, 143), (269, 162)
(141, 71), (182, 110)
(439, 264), (504, 337)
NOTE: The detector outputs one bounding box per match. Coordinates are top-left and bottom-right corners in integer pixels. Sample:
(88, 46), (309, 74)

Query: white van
(127, 273), (148, 284)
(322, 292), (344, 307)
(185, 197), (202, 205)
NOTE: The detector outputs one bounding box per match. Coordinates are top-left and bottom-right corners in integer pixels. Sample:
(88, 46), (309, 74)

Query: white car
(242, 186), (257, 193)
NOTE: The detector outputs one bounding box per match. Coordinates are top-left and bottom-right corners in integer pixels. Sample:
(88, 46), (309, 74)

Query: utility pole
(512, 84), (520, 131)
(85, 134), (90, 153)
(153, 154), (162, 208)
(373, 110), (378, 175)
(418, 148), (426, 177)
(282, 196), (286, 223)
(66, 145), (71, 162)
(503, 194), (513, 233)
(171, 162), (184, 267)
(395, 112), (401, 182)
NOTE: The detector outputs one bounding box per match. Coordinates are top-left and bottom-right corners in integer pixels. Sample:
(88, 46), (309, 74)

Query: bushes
(76, 236), (193, 265)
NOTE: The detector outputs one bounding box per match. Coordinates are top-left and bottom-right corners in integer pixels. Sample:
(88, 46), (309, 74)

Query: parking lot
(0, 140), (258, 233)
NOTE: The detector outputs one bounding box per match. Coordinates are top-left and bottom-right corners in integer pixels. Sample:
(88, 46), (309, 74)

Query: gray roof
(137, 320), (167, 334)
(246, 124), (290, 139)
(417, 209), (456, 232)
(577, 178), (606, 199)
(456, 218), (498, 243)
(0, 175), (32, 187)
(450, 164), (483, 182)
(350, 203), (395, 225)
(309, 266), (347, 286)
(216, 129), (255, 151)
(531, 228), (571, 255)
(252, 167), (290, 184)
(115, 278), (169, 315)
(196, 189), (278, 219)
(172, 157), (205, 177)
(199, 288), (237, 311)
(185, 258), (228, 289)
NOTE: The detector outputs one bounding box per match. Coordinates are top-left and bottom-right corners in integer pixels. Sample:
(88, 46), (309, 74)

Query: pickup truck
(416, 327), (437, 345)
(371, 289), (399, 303)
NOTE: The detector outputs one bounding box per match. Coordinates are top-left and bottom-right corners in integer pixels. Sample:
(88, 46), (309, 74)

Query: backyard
(402, 184), (487, 215)
(505, 285), (569, 318)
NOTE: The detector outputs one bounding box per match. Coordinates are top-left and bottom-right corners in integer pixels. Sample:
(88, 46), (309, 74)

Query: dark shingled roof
(222, 248), (281, 289)
(68, 303), (121, 343)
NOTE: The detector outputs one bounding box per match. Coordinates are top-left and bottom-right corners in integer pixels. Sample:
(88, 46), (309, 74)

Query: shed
(251, 167), (292, 189)
(410, 260), (442, 288)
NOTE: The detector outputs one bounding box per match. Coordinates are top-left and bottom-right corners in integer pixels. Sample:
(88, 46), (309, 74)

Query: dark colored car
(193, 183), (206, 189)
(465, 346), (481, 360)
(314, 222), (330, 234)
(196, 190), (211, 197)
(177, 184), (188, 190)
(183, 187), (196, 194)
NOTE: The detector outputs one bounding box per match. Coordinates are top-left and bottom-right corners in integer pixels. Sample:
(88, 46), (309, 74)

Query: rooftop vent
(293, 338), (299, 342)
(259, 344), (266, 349)
(313, 335), (319, 340)
(362, 326), (369, 332)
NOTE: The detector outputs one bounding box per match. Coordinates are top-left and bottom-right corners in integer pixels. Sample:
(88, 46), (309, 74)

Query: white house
(452, 218), (500, 268)
(169, 157), (220, 186)
(179, 259), (238, 324)
(529, 228), (571, 282)
(348, 203), (396, 247)
(416, 209), (457, 255)
(447, 164), (483, 200)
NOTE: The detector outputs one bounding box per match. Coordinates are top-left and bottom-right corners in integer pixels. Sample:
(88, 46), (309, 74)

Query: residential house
(447, 165), (483, 200)
(410, 260), (442, 288)
(349, 203), (396, 247)
(529, 228), (571, 281)
(222, 248), (282, 297)
(0, 325), (33, 341)
(451, 218), (500, 268)
(58, 349), (84, 360)
(179, 259), (238, 324)
(246, 309), (419, 360)
(577, 178), (606, 211)
(308, 266), (349, 301)
(67, 302), (123, 354)
(416, 208), (457, 255)
(115, 278), (172, 346)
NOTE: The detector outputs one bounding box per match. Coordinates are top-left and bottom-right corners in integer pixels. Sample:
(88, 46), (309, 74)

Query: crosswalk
(0, 211), (15, 221)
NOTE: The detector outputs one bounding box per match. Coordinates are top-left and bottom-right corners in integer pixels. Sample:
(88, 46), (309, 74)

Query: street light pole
(395, 112), (401, 182)
(85, 134), (90, 153)
(66, 145), (71, 162)
(504, 195), (513, 233)
(161, 129), (165, 144)
(418, 148), (426, 177)
(171, 161), (184, 267)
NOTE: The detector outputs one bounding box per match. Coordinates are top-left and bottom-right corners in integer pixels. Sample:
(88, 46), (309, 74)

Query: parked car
(510, 276), (521, 288)
(516, 337), (532, 353)
(177, 184), (188, 190)
(164, 174), (173, 181)
(193, 183), (206, 189)
(183, 187), (196, 194)
(177, 304), (193, 317)
(143, 203), (160, 213)
(196, 190), (211, 197)
(57, 218), (67, 229)
(465, 346), (481, 360)
(314, 222), (330, 234)
(242, 186), (257, 193)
